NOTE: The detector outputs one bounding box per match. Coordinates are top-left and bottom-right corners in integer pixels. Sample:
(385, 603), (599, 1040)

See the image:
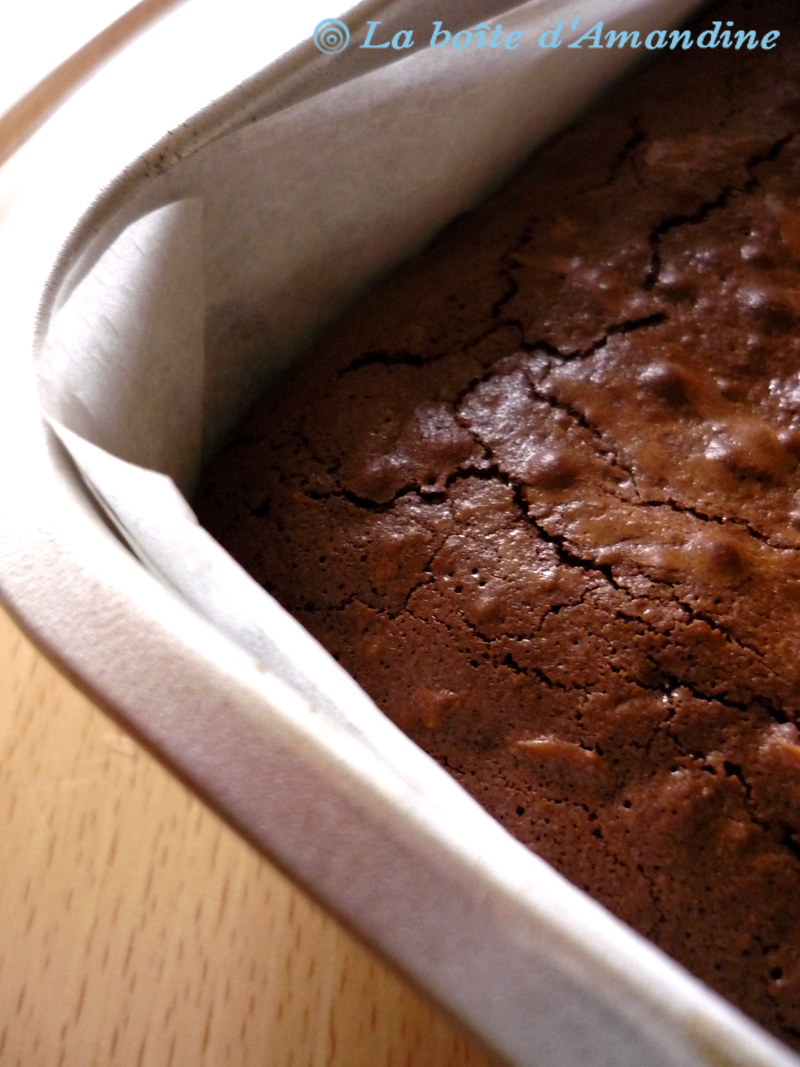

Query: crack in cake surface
(196, 0), (800, 1050)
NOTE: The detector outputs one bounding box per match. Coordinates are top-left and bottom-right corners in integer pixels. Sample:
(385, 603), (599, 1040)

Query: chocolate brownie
(196, 0), (800, 1048)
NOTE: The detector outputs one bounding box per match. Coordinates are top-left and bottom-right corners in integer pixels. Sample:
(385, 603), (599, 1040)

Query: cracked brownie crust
(196, 0), (800, 1048)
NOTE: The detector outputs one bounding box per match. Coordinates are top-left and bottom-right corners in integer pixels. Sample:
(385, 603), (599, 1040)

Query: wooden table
(0, 6), (503, 1065)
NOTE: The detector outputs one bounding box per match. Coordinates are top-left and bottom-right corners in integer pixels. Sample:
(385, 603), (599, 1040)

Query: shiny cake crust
(197, 0), (800, 1047)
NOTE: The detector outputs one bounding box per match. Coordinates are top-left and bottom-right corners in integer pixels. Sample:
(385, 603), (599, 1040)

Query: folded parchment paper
(39, 0), (711, 801)
(30, 1), (800, 1065)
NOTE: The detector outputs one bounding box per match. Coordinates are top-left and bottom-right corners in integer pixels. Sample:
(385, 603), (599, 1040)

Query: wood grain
(0, 602), (504, 1066)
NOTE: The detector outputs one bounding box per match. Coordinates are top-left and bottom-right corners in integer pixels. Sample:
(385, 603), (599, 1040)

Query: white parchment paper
(39, 0), (708, 743)
(24, 4), (800, 1065)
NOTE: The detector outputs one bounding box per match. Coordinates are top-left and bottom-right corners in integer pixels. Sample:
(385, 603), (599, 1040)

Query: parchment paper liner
(4, 0), (797, 1064)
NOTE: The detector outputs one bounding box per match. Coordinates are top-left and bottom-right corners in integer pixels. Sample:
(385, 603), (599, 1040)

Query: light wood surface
(0, 5), (506, 1066)
(0, 603), (502, 1066)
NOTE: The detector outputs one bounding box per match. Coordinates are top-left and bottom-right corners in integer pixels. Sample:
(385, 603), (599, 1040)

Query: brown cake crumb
(196, 0), (800, 1049)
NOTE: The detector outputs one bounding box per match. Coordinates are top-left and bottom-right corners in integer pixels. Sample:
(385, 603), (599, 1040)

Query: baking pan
(0, 1), (797, 1065)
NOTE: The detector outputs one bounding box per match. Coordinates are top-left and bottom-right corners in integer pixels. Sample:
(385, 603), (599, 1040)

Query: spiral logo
(313, 18), (350, 54)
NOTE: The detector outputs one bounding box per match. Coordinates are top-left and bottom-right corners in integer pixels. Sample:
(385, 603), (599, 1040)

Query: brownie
(196, 0), (800, 1049)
